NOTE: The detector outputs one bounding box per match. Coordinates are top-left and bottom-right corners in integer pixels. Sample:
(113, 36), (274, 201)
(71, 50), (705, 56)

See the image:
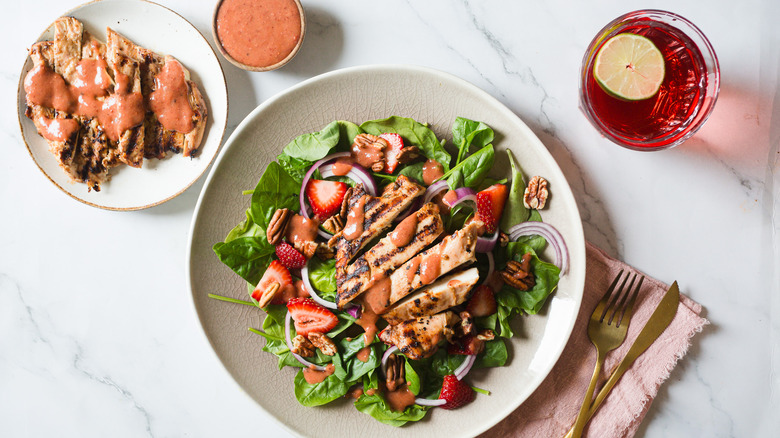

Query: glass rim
(579, 9), (721, 151)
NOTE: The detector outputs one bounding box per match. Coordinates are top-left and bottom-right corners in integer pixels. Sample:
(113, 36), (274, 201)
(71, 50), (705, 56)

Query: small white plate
(188, 65), (586, 437)
(17, 0), (228, 210)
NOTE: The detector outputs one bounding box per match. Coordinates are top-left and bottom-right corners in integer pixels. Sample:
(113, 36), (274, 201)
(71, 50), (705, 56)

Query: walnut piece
(322, 215), (344, 235)
(308, 332), (337, 356)
(256, 281), (280, 308)
(501, 254), (535, 290)
(523, 176), (549, 210)
(291, 335), (315, 357)
(384, 353), (406, 391)
(267, 208), (293, 245)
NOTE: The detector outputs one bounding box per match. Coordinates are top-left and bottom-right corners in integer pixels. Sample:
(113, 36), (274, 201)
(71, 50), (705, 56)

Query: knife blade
(564, 281), (680, 438)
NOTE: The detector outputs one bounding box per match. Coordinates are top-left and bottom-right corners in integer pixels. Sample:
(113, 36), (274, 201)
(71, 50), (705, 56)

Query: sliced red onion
(381, 345), (400, 374)
(416, 398), (447, 407)
(346, 304), (362, 319)
(484, 251), (494, 282)
(454, 354), (477, 381)
(299, 153), (377, 240)
(422, 180), (449, 204)
(508, 222), (569, 275)
(448, 188), (477, 210)
(284, 311), (326, 371)
(476, 231), (498, 253)
(300, 263), (338, 310)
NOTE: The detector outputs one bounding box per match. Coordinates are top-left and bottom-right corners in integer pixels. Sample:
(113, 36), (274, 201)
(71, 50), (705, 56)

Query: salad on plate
(211, 116), (568, 426)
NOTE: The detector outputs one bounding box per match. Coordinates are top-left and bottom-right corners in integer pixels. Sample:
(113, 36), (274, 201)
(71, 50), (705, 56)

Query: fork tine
(616, 275), (644, 327)
(601, 271), (630, 323)
(607, 272), (636, 325)
(595, 269), (624, 321)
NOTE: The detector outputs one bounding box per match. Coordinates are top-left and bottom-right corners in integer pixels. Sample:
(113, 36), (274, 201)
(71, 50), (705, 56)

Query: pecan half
(308, 332), (337, 356)
(523, 176), (549, 210)
(385, 353), (406, 391)
(315, 243), (335, 260)
(396, 146), (421, 164)
(256, 281), (281, 308)
(339, 187), (354, 219)
(294, 240), (318, 259)
(501, 254), (535, 290)
(456, 311), (475, 337)
(267, 208), (293, 245)
(476, 329), (495, 342)
(291, 334), (315, 357)
(352, 134), (387, 171)
(499, 232), (510, 247)
(322, 215), (344, 235)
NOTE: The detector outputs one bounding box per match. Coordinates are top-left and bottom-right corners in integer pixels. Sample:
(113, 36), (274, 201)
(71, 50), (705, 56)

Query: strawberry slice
(275, 241), (307, 269)
(305, 179), (348, 220)
(465, 285), (497, 317)
(438, 374), (476, 409)
(447, 334), (485, 356)
(475, 183), (508, 234)
(251, 260), (293, 305)
(379, 133), (405, 174)
(286, 297), (339, 336)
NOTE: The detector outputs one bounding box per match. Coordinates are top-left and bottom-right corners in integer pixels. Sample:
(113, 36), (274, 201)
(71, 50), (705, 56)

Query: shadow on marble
(633, 307), (713, 437)
(281, 6), (343, 78)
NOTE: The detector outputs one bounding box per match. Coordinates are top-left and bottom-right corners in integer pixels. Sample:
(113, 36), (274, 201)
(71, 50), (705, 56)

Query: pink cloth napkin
(482, 242), (709, 438)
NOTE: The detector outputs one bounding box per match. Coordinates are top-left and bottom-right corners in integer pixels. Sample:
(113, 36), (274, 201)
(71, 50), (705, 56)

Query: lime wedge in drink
(593, 33), (665, 100)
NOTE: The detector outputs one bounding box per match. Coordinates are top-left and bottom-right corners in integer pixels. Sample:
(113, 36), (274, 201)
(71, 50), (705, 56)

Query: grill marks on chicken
(379, 311), (460, 360)
(382, 268), (479, 325)
(23, 17), (208, 191)
(335, 202), (443, 308)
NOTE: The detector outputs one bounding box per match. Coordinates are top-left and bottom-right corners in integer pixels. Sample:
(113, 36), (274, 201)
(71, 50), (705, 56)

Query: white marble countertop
(2, 0), (778, 436)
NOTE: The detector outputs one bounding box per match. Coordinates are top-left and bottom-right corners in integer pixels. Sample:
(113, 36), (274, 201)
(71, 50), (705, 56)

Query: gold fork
(569, 269), (644, 438)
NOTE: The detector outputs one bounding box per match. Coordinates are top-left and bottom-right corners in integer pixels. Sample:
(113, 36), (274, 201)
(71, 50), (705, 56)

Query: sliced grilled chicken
(379, 311), (460, 360)
(335, 202), (443, 308)
(106, 29), (145, 168)
(382, 267), (479, 325)
(333, 176), (425, 303)
(387, 221), (482, 307)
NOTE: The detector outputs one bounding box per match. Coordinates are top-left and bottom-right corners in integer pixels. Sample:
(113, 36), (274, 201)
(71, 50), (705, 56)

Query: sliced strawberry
(379, 133), (404, 174)
(275, 241), (307, 269)
(465, 285), (497, 317)
(305, 179), (348, 220)
(475, 184), (508, 234)
(251, 260), (293, 305)
(438, 374), (475, 409)
(286, 297), (339, 337)
(447, 334), (485, 356)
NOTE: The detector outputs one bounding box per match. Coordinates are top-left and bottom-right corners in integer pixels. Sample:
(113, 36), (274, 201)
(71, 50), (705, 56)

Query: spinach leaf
(404, 359), (421, 395)
(452, 117), (494, 164)
(441, 144), (494, 190)
(429, 349), (466, 376)
(445, 202), (474, 234)
(360, 116), (451, 171)
(397, 161), (425, 184)
(248, 161), (301, 239)
(499, 150), (530, 231)
(307, 257), (337, 300)
(212, 237), (275, 286)
(337, 120), (363, 150)
(294, 370), (349, 407)
(474, 339), (508, 368)
(276, 153), (313, 184)
(223, 211), (262, 243)
(353, 391), (428, 427)
(282, 121), (341, 161)
(333, 337), (380, 383)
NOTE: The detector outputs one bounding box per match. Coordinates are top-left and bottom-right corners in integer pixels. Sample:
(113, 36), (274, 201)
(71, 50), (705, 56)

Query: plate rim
(186, 63), (585, 436)
(16, 0), (229, 211)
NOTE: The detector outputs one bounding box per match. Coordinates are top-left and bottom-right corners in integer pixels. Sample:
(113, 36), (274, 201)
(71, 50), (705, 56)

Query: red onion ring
(454, 354), (477, 381)
(447, 187), (477, 210)
(298, 152), (377, 240)
(422, 180), (449, 204)
(284, 311), (326, 371)
(300, 262), (338, 310)
(508, 222), (569, 275)
(381, 345), (448, 407)
(484, 251), (494, 282)
(476, 231), (498, 253)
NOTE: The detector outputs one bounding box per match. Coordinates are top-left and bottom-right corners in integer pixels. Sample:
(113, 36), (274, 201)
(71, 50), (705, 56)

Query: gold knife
(564, 281), (680, 437)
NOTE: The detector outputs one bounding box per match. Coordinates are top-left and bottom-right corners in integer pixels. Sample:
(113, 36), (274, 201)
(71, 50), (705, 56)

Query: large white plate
(187, 65), (585, 437)
(17, 0), (228, 210)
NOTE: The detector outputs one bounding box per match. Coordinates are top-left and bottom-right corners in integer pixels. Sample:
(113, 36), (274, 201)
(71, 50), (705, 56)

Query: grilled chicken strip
(382, 268), (479, 325)
(335, 202), (443, 309)
(387, 221), (482, 307)
(379, 311), (460, 360)
(106, 29), (145, 167)
(333, 176), (425, 299)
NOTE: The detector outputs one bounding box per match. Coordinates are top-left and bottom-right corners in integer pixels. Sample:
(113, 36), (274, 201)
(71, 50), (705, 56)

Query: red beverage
(580, 11), (720, 150)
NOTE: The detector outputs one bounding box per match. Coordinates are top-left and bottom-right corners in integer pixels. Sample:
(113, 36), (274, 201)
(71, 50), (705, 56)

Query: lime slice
(593, 33), (665, 100)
